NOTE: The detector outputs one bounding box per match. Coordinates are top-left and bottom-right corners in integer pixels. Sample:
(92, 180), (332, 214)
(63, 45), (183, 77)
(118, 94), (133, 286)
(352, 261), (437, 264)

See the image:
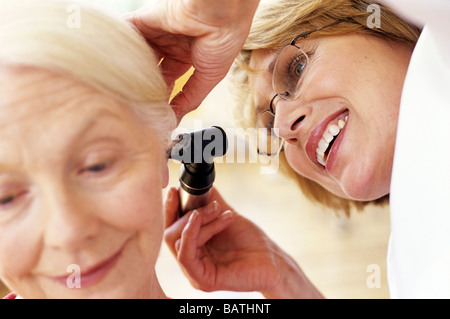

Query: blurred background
(0, 0), (391, 299)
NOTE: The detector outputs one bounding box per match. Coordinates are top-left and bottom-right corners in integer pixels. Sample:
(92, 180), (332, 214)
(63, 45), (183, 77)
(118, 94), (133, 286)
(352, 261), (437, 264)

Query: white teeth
(317, 156), (326, 166)
(328, 124), (340, 136)
(315, 115), (348, 167)
(323, 131), (333, 143)
(318, 139), (328, 151)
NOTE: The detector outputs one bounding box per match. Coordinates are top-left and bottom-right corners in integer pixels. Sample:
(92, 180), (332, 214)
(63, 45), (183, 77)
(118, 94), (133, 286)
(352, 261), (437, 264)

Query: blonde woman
(132, 0), (450, 298)
(0, 0), (177, 298)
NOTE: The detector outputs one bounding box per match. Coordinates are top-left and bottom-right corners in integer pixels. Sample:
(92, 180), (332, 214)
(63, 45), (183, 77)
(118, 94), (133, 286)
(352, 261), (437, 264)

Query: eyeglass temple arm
(291, 19), (347, 44)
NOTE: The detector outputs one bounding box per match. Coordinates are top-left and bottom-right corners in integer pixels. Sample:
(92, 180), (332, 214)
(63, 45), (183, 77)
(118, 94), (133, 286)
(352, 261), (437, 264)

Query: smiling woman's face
(0, 67), (168, 298)
(249, 34), (413, 201)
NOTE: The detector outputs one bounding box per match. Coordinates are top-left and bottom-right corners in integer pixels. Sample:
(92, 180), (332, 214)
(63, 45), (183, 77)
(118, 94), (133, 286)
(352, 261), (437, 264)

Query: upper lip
(305, 108), (348, 168)
(48, 242), (126, 282)
(79, 249), (121, 277)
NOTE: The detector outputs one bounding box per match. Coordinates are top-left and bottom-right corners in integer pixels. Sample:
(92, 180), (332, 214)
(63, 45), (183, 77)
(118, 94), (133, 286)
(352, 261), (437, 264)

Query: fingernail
(166, 189), (173, 201)
(168, 187), (178, 200)
(189, 210), (199, 223)
(208, 201), (219, 214)
(219, 210), (233, 221)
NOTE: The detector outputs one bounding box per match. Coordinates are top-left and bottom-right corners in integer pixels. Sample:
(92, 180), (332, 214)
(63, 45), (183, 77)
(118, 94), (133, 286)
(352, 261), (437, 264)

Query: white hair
(0, 0), (176, 144)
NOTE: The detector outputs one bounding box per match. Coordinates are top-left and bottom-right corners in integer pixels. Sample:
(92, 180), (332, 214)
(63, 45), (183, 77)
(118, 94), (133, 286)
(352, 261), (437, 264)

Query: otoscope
(168, 126), (228, 217)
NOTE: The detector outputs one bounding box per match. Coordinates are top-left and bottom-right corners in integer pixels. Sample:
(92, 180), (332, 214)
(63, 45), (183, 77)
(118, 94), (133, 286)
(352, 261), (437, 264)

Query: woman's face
(0, 67), (169, 298)
(249, 34), (413, 200)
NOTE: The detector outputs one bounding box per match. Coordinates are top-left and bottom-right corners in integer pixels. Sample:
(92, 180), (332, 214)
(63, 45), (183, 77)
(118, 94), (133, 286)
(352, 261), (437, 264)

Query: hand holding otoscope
(165, 126), (314, 298)
(168, 126), (228, 216)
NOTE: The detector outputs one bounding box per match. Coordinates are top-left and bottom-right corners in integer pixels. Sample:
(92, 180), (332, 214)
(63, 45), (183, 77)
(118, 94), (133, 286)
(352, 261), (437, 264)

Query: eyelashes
(0, 189), (28, 214)
(0, 194), (17, 207)
(0, 156), (118, 212)
(77, 148), (120, 177)
(80, 160), (112, 175)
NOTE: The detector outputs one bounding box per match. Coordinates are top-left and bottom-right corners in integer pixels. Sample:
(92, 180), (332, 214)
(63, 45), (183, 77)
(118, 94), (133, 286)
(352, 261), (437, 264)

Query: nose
(274, 98), (311, 144)
(43, 183), (100, 251)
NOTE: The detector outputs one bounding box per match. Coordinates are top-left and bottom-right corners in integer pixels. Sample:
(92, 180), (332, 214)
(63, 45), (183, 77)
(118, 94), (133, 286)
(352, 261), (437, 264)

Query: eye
(76, 146), (127, 183)
(289, 55), (306, 78)
(294, 61), (305, 76)
(78, 148), (119, 176)
(86, 162), (108, 173)
(0, 195), (15, 205)
(80, 160), (114, 175)
(0, 189), (27, 208)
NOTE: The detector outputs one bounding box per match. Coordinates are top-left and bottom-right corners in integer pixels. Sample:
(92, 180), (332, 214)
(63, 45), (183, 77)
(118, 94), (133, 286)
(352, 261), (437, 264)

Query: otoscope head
(168, 126), (228, 164)
(168, 126), (228, 215)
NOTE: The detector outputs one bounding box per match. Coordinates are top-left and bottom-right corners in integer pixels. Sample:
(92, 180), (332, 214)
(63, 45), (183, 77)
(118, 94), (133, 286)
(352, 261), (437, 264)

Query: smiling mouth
(316, 113), (348, 167)
(49, 241), (127, 288)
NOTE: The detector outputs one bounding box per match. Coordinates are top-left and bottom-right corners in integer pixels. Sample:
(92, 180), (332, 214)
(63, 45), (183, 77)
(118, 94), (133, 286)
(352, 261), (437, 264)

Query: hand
(126, 0), (259, 123)
(164, 186), (324, 298)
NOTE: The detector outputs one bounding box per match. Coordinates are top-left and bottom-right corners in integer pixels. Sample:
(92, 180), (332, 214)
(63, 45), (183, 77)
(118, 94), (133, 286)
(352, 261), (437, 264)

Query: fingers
(164, 186), (180, 229)
(177, 210), (202, 265)
(164, 191), (223, 255)
(174, 206), (235, 289)
(194, 210), (234, 247)
(175, 209), (234, 252)
(124, 5), (165, 38)
(208, 187), (235, 212)
(170, 68), (227, 121)
(160, 58), (192, 91)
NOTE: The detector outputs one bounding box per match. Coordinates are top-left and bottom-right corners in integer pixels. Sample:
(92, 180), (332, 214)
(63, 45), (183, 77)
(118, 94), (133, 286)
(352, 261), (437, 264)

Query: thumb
(164, 186), (180, 228)
(170, 67), (227, 122)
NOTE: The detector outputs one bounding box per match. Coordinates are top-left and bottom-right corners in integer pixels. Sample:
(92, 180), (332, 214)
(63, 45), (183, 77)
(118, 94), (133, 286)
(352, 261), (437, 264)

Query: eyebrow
(46, 106), (128, 157)
(0, 106), (130, 174)
(75, 104), (127, 132)
(66, 108), (135, 154)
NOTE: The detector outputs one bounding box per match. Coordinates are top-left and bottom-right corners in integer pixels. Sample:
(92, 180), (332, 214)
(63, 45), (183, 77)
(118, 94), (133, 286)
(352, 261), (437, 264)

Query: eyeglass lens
(272, 45), (308, 101)
(256, 110), (284, 156)
(255, 45), (308, 157)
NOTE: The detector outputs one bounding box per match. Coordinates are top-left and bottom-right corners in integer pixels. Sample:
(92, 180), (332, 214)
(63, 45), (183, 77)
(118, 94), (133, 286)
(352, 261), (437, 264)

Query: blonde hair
(230, 0), (421, 215)
(0, 0), (176, 145)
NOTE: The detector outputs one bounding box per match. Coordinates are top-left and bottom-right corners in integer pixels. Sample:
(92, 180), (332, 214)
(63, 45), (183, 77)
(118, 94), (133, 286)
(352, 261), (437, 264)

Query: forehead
(0, 66), (136, 129)
(0, 67), (148, 157)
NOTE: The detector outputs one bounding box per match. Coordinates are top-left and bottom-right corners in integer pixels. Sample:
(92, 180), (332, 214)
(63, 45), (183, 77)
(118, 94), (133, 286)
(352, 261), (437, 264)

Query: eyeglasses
(256, 20), (344, 157)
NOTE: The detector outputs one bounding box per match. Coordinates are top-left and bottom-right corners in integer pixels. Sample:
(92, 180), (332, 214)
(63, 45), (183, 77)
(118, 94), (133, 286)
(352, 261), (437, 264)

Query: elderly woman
(130, 0), (450, 298)
(0, 0), (176, 298)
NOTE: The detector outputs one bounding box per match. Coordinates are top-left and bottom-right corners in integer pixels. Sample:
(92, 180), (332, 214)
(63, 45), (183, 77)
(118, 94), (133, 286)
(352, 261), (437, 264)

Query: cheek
(302, 55), (351, 100)
(0, 217), (42, 286)
(98, 170), (164, 233)
(304, 49), (380, 105)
